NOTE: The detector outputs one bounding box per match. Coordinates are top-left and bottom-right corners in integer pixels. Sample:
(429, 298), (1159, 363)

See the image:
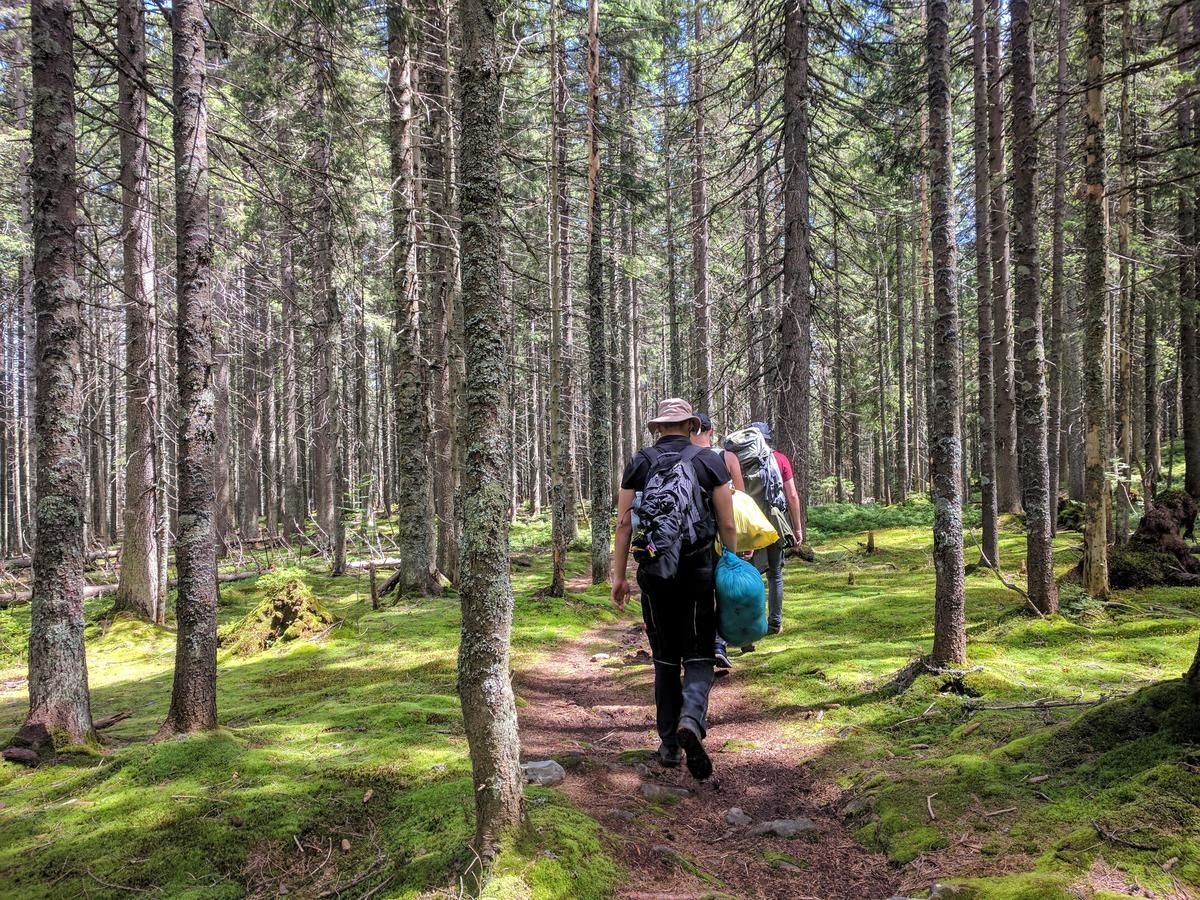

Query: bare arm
(711, 483), (737, 553)
(611, 488), (635, 608)
(724, 450), (745, 491)
(783, 477), (803, 543)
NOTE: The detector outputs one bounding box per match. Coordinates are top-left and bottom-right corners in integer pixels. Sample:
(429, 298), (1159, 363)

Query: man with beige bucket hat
(611, 398), (736, 780)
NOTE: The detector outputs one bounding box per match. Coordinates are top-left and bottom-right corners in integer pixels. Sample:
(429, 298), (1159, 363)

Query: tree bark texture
(160, 0), (219, 736)
(1047, 0), (1069, 524)
(1010, 0), (1058, 614)
(927, 0), (967, 666)
(389, 1), (440, 595)
(456, 0), (524, 862)
(586, 0), (611, 584)
(114, 0), (163, 624)
(779, 0), (812, 533)
(13, 0), (96, 751)
(1081, 0), (1110, 597)
(986, 0), (1020, 515)
(972, 0), (998, 568)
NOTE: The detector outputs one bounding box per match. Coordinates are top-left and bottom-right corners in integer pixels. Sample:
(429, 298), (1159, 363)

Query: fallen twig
(890, 702), (939, 728)
(926, 793), (937, 821)
(983, 807), (1018, 817)
(964, 696), (1114, 711)
(974, 541), (1045, 619)
(1092, 819), (1158, 851)
(93, 711), (133, 730)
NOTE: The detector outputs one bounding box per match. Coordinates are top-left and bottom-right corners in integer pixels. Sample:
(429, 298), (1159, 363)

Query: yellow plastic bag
(731, 489), (778, 552)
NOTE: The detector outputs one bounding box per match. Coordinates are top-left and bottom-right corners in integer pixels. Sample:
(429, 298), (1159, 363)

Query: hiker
(691, 413), (735, 671)
(722, 421), (803, 637)
(611, 398), (737, 779)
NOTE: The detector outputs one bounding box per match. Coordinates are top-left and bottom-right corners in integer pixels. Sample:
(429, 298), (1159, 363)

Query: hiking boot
(657, 742), (681, 768)
(768, 623), (783, 635)
(676, 717), (713, 780)
(714, 647), (732, 669)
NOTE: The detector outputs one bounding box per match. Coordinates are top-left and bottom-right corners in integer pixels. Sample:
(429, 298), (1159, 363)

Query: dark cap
(750, 421), (772, 443)
(696, 412), (713, 433)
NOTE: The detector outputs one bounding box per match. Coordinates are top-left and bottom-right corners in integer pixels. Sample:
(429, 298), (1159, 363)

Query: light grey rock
(608, 808), (637, 822)
(521, 760), (566, 787)
(928, 885), (973, 899)
(838, 794), (877, 819)
(724, 807), (753, 827)
(747, 818), (818, 838)
(639, 781), (691, 802)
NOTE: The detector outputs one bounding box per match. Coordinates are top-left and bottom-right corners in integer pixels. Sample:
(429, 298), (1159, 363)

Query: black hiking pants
(637, 550), (717, 749)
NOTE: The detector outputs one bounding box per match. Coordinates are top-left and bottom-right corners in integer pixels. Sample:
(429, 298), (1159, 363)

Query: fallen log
(1, 549), (119, 571)
(0, 570), (261, 607)
(344, 558), (404, 571)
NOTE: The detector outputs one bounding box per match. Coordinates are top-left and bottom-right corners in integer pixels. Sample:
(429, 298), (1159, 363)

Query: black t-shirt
(620, 435), (731, 493)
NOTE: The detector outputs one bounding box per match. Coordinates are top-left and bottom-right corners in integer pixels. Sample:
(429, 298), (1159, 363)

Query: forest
(1, 0), (1199, 895)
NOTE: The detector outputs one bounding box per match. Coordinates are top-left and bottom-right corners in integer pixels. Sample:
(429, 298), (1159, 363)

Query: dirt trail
(517, 612), (900, 900)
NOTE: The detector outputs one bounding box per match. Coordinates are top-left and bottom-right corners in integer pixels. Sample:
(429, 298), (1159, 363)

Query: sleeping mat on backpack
(715, 548), (767, 646)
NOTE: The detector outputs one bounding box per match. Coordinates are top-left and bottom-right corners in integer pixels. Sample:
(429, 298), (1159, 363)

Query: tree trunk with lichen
(1010, 0), (1058, 615)
(1048, 0), (1069, 527)
(114, 0), (163, 624)
(389, 1), (440, 596)
(12, 0), (96, 752)
(986, 0), (1020, 515)
(928, 0), (967, 666)
(586, 0), (611, 585)
(778, 0), (812, 535)
(456, 0), (523, 867)
(159, 0), (218, 737)
(1081, 0), (1110, 598)
(972, 0), (998, 569)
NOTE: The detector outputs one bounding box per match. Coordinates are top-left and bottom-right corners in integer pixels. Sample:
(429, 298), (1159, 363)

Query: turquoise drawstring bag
(715, 549), (768, 646)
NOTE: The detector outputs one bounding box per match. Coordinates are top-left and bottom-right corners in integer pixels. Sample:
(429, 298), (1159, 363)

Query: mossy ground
(0, 523), (618, 899)
(3, 506), (1198, 899)
(731, 515), (1200, 897)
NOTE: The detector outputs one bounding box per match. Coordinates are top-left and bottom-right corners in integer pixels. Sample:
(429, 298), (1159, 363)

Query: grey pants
(752, 540), (784, 629)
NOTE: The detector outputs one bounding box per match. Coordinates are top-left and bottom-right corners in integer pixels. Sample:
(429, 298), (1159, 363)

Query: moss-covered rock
(220, 569), (334, 657)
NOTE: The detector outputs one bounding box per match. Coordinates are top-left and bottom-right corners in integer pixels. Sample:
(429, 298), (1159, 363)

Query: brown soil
(517, 614), (901, 900)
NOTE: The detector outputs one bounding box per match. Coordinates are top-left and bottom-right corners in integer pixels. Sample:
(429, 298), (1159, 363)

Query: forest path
(517, 606), (900, 900)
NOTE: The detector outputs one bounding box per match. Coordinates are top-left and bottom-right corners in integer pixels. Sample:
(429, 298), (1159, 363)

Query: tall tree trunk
(661, 26), (683, 396)
(1081, 0), (1109, 597)
(690, 3), (712, 411)
(986, 0), (1020, 514)
(928, 0), (967, 666)
(114, 0), (162, 624)
(280, 191), (304, 537)
(548, 0), (575, 596)
(389, 1), (440, 594)
(779, 0), (812, 535)
(834, 217), (845, 503)
(1047, 0), (1069, 529)
(159, 0), (218, 736)
(13, 0), (96, 751)
(238, 259), (263, 541)
(985, 13), (1017, 512)
(586, 0), (611, 584)
(972, 0), (998, 568)
(894, 214), (909, 502)
(1010, 0), (1058, 614)
(309, 23), (341, 565)
(456, 0), (523, 863)
(1179, 6), (1200, 502)
(1114, 5), (1134, 544)
(1144, 177), (1160, 500)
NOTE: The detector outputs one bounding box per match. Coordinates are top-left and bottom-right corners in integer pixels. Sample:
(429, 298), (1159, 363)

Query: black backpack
(631, 444), (716, 579)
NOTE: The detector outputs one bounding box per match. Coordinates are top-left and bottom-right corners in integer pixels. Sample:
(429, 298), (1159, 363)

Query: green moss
(491, 791), (619, 900)
(220, 568), (334, 656)
(0, 548), (619, 899)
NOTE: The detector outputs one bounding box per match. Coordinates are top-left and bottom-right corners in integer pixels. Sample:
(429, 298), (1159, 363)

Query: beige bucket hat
(646, 398), (701, 430)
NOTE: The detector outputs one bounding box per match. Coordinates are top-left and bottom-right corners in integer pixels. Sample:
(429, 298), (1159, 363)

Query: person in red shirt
(725, 422), (803, 636)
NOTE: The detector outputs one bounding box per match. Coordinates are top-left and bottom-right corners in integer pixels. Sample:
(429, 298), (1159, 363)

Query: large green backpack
(722, 427), (794, 544)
